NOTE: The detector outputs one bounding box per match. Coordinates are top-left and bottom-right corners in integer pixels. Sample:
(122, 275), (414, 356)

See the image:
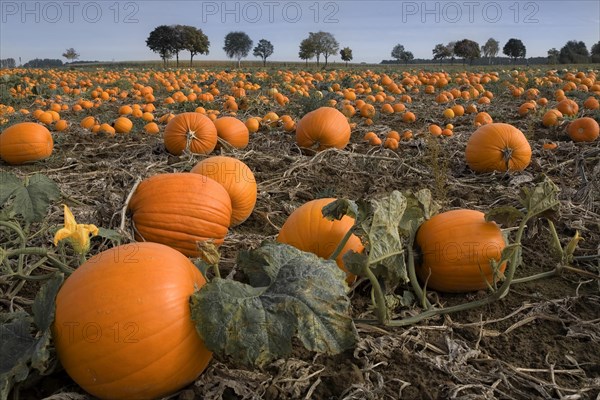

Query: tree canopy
(559, 40), (589, 64)
(179, 25), (210, 66)
(340, 47), (353, 66)
(454, 39), (480, 65)
(503, 39), (527, 62)
(391, 44), (413, 64)
(253, 39), (274, 66)
(481, 38), (500, 64)
(146, 25), (179, 67)
(298, 38), (316, 65)
(432, 44), (451, 64)
(223, 31), (253, 68)
(62, 48), (80, 62)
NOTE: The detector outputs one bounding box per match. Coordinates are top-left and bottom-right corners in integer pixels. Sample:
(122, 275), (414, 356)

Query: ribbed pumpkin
(191, 156), (257, 226)
(53, 242), (212, 400)
(214, 117), (249, 149)
(277, 198), (364, 283)
(415, 209), (506, 292)
(567, 117), (599, 142)
(128, 173), (232, 257)
(164, 112), (217, 156)
(113, 117), (133, 133)
(295, 107), (351, 150)
(0, 122), (53, 165)
(465, 123), (531, 172)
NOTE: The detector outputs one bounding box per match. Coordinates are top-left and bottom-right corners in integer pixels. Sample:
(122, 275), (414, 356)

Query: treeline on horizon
(1, 25), (599, 69)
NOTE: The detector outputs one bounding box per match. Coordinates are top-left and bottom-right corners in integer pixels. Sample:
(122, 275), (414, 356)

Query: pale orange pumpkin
(567, 117), (599, 142)
(164, 112), (218, 155)
(277, 198), (364, 283)
(0, 122), (53, 165)
(416, 209), (506, 292)
(214, 117), (249, 149)
(465, 123), (532, 172)
(191, 156), (257, 226)
(53, 242), (212, 400)
(295, 107), (351, 150)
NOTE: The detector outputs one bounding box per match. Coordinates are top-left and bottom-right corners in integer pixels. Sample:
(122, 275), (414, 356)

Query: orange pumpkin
(53, 242), (212, 400)
(567, 117), (599, 142)
(0, 122), (53, 165)
(277, 198), (364, 283)
(191, 156), (257, 226)
(128, 173), (232, 257)
(473, 112), (493, 126)
(245, 117), (260, 133)
(556, 98), (579, 116)
(143, 122), (160, 134)
(295, 107), (351, 150)
(465, 123), (531, 172)
(415, 209), (506, 292)
(164, 112), (217, 156)
(214, 117), (249, 149)
(114, 117), (133, 133)
(542, 109), (563, 127)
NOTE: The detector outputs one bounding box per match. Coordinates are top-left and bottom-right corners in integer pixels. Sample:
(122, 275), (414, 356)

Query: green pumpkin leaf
(0, 315), (36, 399)
(0, 275), (63, 398)
(191, 242), (358, 367)
(96, 227), (123, 244)
(32, 273), (64, 332)
(322, 198), (360, 222)
(362, 191), (408, 287)
(519, 176), (560, 218)
(398, 189), (441, 238)
(0, 172), (22, 205)
(0, 173), (60, 223)
(485, 206), (525, 227)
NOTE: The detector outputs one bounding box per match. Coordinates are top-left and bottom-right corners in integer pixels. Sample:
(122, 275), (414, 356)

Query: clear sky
(1, 0), (599, 64)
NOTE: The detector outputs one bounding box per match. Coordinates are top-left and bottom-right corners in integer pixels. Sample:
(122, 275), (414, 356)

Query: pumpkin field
(1, 65), (599, 400)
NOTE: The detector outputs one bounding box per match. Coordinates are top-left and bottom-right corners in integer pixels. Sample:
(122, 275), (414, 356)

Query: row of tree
(146, 26), (353, 68)
(390, 39), (600, 65)
(145, 25), (599, 67)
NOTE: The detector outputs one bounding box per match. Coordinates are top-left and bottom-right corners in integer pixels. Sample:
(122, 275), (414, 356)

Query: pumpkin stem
(185, 130), (197, 153)
(502, 147), (513, 171)
(407, 244), (431, 310)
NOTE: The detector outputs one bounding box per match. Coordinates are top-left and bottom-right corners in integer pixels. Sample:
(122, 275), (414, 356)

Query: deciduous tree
(223, 31), (253, 68)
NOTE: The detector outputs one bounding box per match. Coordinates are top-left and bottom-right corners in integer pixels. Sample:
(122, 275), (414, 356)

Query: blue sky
(1, 1), (599, 64)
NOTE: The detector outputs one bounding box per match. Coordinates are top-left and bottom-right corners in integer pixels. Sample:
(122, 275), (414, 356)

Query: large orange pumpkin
(567, 117), (599, 142)
(53, 242), (212, 400)
(128, 173), (232, 257)
(295, 107), (351, 150)
(0, 122), (53, 164)
(415, 209), (506, 292)
(277, 198), (364, 283)
(465, 123), (531, 172)
(191, 156), (257, 226)
(213, 117), (249, 149)
(164, 112), (217, 156)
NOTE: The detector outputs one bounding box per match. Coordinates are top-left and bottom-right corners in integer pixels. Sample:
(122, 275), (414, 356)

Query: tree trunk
(324, 55), (328, 67)
(176, 53), (179, 67)
(190, 53), (194, 67)
(237, 58), (241, 68)
(263, 58), (266, 67)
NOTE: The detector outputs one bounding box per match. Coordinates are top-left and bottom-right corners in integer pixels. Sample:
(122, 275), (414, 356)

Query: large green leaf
(362, 191), (408, 287)
(0, 172), (60, 223)
(191, 242), (358, 367)
(323, 190), (440, 293)
(398, 189), (441, 238)
(0, 274), (63, 399)
(519, 176), (560, 218)
(32, 273), (64, 332)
